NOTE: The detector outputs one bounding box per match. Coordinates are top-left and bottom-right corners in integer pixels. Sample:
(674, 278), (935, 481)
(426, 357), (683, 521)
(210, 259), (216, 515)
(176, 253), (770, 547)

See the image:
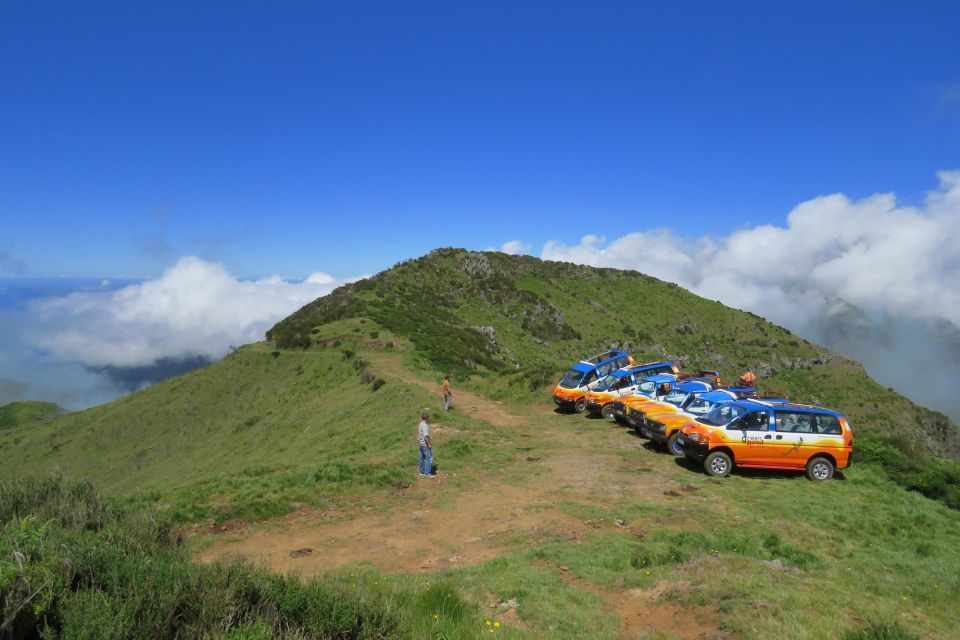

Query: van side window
(815, 415), (842, 435)
(616, 356), (630, 368)
(583, 371), (597, 385)
(775, 413), (811, 433)
(730, 411), (769, 431)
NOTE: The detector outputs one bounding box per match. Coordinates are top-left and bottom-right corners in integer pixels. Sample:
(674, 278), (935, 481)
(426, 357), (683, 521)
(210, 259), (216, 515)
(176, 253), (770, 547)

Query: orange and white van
(677, 400), (853, 480)
(553, 350), (633, 412)
(584, 369), (679, 418)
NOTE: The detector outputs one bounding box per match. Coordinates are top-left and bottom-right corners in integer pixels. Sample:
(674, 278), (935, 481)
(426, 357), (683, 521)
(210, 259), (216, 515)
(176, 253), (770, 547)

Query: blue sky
(2, 1), (958, 278)
(2, 2), (960, 422)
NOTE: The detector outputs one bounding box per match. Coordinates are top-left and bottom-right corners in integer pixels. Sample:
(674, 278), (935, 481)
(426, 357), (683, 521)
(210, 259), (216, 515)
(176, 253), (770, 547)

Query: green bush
(0, 478), (409, 639)
(857, 436), (960, 510)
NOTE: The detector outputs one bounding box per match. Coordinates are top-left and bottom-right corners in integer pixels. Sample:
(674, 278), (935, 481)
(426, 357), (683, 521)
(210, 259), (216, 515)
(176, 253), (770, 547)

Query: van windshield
(559, 369), (585, 388)
(664, 390), (688, 406)
(638, 380), (657, 394)
(595, 374), (618, 391)
(696, 403), (745, 426)
(686, 397), (713, 414)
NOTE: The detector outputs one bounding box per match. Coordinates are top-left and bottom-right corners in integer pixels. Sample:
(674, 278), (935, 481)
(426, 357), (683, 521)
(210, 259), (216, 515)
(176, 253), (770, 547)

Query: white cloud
(499, 240), (533, 255)
(30, 257), (346, 368)
(541, 171), (960, 330)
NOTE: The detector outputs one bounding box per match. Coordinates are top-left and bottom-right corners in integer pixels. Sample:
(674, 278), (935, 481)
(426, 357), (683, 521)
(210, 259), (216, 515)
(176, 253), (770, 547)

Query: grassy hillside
(4, 249), (960, 638)
(272, 249), (959, 457)
(0, 400), (64, 430)
(0, 318), (516, 524)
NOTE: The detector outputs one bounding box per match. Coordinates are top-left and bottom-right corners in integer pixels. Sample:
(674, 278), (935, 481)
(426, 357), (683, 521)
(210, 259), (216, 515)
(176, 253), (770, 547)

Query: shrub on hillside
(857, 436), (960, 510)
(0, 478), (407, 639)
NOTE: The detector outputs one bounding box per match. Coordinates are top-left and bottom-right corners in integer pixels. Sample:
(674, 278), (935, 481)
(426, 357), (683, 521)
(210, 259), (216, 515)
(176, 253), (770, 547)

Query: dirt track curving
(194, 353), (720, 639)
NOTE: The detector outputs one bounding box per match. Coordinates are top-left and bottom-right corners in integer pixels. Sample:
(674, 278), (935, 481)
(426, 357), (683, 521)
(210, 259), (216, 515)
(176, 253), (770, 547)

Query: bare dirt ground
(195, 354), (721, 639)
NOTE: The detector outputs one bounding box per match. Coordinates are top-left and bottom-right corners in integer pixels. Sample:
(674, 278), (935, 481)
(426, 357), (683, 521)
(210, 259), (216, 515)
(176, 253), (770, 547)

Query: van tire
(667, 432), (684, 457)
(806, 456), (834, 481)
(704, 451), (732, 477)
(601, 404), (616, 420)
(574, 398), (587, 413)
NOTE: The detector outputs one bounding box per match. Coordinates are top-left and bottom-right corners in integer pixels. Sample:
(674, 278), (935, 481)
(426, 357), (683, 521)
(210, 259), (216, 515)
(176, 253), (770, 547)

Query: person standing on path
(417, 410), (435, 478)
(441, 374), (452, 412)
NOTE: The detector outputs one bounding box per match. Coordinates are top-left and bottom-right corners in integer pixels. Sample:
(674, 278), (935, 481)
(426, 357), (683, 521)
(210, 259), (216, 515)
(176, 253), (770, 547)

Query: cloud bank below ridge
(3, 258), (349, 409)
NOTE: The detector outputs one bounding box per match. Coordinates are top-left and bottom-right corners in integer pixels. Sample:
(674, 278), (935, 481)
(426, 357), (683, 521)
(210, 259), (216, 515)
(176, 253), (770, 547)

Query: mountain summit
(272, 248), (959, 456)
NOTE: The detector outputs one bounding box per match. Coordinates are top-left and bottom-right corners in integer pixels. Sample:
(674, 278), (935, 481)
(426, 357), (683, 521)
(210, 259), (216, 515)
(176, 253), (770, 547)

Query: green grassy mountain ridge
(271, 248), (959, 457)
(0, 400), (65, 430)
(5, 249), (960, 639)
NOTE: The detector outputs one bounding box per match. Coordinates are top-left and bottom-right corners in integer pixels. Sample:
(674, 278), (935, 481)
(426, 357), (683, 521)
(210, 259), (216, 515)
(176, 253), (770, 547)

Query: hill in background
(4, 249), (960, 639)
(0, 400), (65, 430)
(272, 248), (960, 457)
(2, 248), (957, 509)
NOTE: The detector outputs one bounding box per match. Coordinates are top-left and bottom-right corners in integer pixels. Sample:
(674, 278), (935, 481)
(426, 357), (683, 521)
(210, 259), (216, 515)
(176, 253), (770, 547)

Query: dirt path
(374, 352), (529, 427)
(195, 352), (721, 639)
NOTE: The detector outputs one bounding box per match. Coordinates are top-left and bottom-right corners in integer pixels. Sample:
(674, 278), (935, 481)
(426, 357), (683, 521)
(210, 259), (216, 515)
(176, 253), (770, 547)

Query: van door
(727, 410), (771, 465)
(772, 411), (812, 468)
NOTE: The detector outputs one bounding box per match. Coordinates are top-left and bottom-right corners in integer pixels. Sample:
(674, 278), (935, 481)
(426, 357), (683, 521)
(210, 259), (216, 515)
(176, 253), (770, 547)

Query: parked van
(637, 388), (759, 454)
(625, 379), (713, 425)
(584, 367), (678, 418)
(553, 350), (633, 412)
(607, 372), (692, 425)
(677, 400), (853, 480)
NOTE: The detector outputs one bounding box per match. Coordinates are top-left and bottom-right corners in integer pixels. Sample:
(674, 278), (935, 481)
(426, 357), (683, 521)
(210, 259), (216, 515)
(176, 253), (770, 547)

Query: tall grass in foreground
(0, 477), (484, 639)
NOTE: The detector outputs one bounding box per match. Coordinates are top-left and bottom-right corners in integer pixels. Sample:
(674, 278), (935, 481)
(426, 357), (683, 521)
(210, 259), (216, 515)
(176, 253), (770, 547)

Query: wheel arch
(711, 445), (735, 463)
(807, 451), (837, 468)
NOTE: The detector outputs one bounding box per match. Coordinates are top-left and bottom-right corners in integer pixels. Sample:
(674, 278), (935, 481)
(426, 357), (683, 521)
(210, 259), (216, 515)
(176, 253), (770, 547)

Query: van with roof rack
(676, 399), (853, 480)
(637, 387), (762, 455)
(584, 368), (679, 418)
(612, 379), (711, 427)
(614, 378), (713, 430)
(552, 350), (634, 412)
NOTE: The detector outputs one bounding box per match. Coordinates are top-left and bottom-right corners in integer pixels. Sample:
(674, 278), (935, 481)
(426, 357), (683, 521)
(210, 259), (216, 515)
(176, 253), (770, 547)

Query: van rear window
(815, 415), (842, 435)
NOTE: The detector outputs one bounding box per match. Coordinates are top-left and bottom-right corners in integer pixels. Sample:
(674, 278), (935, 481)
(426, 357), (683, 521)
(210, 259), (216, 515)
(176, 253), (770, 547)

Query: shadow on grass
(671, 456), (848, 481)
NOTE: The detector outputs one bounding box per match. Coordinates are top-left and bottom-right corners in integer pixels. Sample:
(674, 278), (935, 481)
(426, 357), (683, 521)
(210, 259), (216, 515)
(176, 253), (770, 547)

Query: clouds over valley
(0, 258), (347, 409)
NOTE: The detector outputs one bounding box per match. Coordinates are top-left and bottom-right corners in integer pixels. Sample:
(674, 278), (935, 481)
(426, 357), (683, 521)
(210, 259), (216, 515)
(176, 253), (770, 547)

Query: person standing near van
(418, 410), (435, 478)
(441, 375), (452, 412)
(740, 368), (757, 388)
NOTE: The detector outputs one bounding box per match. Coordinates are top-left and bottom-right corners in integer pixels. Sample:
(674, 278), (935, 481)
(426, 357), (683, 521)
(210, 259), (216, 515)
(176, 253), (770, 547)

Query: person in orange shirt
(739, 368), (757, 388)
(442, 374), (452, 412)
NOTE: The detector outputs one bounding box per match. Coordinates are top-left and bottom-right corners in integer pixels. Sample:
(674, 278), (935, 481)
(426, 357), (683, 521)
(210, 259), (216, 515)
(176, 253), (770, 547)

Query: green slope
(3, 249), (960, 639)
(272, 248), (959, 456)
(0, 319), (509, 522)
(0, 400), (65, 430)
(2, 248), (957, 512)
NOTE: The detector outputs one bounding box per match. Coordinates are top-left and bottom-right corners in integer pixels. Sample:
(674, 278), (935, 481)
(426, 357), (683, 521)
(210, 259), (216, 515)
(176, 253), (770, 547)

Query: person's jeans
(443, 393), (451, 411)
(419, 443), (433, 476)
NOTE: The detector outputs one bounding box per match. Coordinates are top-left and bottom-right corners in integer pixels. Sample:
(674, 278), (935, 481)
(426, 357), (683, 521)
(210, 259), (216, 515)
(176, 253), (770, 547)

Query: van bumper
(677, 433), (709, 461)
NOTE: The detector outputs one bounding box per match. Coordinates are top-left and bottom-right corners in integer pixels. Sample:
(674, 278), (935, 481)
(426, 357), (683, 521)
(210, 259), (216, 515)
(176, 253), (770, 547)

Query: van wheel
(601, 404), (616, 420)
(806, 456), (834, 481)
(704, 451), (732, 477)
(574, 398), (587, 413)
(667, 432), (684, 457)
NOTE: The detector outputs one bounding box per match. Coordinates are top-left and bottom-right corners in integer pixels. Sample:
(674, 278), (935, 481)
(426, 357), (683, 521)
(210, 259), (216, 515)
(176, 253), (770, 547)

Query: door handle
(776, 435), (783, 440)
(764, 435), (772, 440)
